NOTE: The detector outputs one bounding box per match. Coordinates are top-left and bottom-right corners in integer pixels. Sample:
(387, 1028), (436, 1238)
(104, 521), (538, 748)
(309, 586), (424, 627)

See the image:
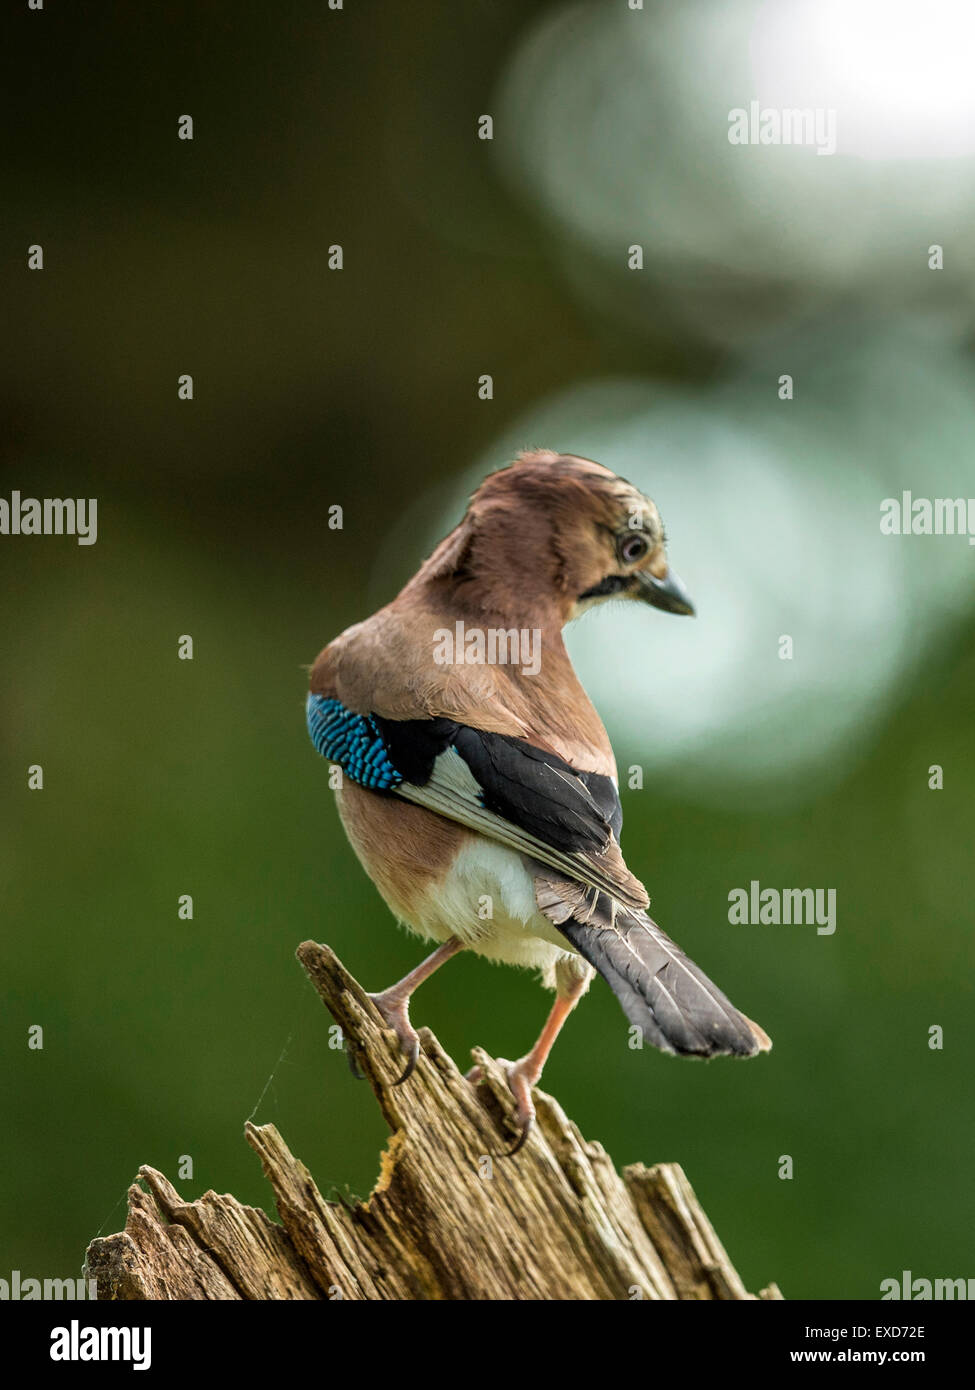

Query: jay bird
(307, 450), (770, 1152)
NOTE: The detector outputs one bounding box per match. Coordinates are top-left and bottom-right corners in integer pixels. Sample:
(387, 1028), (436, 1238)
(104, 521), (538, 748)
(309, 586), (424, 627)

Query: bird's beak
(636, 566), (695, 616)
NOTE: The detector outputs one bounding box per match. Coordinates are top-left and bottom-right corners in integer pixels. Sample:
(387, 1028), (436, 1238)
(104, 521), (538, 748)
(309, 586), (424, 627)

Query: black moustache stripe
(578, 574), (631, 601)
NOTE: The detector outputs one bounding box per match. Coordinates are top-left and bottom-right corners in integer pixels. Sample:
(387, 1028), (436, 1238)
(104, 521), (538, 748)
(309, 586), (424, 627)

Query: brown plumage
(307, 450), (770, 1151)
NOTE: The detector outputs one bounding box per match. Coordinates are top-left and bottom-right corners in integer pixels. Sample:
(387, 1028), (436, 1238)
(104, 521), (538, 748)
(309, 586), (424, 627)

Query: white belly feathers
(397, 836), (580, 982)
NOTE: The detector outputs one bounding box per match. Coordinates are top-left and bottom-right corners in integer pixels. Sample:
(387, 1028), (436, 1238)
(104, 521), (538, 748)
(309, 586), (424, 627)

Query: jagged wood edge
(83, 940), (782, 1300)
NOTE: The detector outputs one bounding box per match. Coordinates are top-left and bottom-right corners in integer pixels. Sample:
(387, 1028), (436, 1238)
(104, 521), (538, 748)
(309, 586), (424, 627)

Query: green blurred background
(3, 0), (973, 1300)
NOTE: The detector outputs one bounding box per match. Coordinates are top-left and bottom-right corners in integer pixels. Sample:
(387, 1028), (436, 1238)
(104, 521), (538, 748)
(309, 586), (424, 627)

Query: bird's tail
(536, 880), (770, 1057)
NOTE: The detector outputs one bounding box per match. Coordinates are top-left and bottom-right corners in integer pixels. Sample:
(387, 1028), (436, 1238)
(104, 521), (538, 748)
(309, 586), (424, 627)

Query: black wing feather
(372, 714), (458, 785)
(577, 768), (623, 840)
(373, 715), (623, 859)
(451, 727), (617, 855)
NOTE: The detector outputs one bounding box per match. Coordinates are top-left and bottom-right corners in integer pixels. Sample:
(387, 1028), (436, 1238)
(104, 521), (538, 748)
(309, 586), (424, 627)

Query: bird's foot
(366, 989), (421, 1085)
(468, 1056), (541, 1156)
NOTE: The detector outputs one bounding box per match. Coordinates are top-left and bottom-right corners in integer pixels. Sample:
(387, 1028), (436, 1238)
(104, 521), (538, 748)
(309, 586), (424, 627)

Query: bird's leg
(480, 961), (593, 1156)
(366, 937), (465, 1085)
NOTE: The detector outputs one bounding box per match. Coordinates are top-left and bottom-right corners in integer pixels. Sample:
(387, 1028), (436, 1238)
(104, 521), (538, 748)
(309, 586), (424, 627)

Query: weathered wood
(84, 941), (783, 1301)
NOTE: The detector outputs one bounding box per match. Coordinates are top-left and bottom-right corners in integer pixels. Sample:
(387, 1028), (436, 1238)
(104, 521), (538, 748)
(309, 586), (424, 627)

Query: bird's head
(424, 450), (694, 625)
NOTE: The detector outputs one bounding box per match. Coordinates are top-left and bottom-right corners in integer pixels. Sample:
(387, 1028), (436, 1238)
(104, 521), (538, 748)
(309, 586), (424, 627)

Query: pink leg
(472, 963), (592, 1155)
(368, 938), (465, 1084)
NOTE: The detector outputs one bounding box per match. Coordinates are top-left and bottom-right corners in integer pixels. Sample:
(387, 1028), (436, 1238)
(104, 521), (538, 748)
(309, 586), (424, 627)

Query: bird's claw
(505, 1112), (533, 1157)
(346, 1045), (364, 1080)
(366, 990), (421, 1085)
(501, 1057), (538, 1155)
(393, 1034), (420, 1086)
(468, 1056), (538, 1156)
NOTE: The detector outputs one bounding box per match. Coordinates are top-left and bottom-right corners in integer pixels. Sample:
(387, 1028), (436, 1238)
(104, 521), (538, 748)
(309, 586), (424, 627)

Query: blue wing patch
(306, 694), (402, 790)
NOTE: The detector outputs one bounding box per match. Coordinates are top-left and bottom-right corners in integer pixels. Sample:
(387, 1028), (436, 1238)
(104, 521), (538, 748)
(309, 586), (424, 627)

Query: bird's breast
(335, 781), (465, 928)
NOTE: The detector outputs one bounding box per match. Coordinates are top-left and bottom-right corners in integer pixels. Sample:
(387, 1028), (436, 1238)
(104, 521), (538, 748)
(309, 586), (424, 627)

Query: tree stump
(84, 942), (782, 1301)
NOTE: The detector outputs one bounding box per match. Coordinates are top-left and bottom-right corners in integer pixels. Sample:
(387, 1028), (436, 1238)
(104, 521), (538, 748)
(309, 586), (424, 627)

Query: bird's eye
(619, 532), (649, 565)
